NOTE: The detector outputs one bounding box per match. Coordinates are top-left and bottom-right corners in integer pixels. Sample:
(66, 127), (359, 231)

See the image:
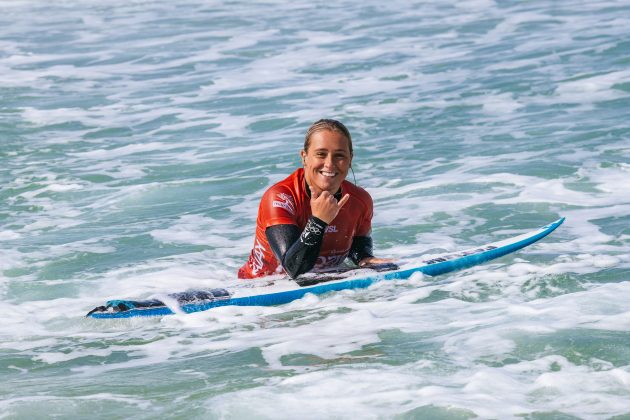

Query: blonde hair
(303, 119), (353, 154)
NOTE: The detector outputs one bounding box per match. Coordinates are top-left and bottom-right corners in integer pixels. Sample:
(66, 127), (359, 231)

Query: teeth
(320, 171), (336, 177)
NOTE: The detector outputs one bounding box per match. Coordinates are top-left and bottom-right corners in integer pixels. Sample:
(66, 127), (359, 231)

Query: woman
(238, 119), (392, 279)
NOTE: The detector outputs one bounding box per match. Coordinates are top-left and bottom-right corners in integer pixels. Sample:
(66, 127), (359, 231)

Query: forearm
(266, 216), (327, 279)
(348, 236), (374, 265)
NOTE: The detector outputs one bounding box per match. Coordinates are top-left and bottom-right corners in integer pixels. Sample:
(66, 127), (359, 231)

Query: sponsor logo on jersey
(272, 193), (296, 215)
(315, 253), (347, 268)
(250, 239), (266, 275)
(325, 225), (337, 233)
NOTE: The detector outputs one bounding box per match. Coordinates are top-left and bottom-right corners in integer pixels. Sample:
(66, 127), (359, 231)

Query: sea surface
(1, 0), (629, 418)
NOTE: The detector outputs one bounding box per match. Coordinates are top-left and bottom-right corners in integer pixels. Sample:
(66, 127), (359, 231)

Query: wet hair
(303, 119), (353, 155)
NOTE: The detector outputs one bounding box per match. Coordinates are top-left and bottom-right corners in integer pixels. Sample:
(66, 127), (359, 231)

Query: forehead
(308, 130), (351, 152)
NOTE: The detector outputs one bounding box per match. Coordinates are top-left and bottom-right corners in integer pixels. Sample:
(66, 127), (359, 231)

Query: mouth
(319, 170), (338, 178)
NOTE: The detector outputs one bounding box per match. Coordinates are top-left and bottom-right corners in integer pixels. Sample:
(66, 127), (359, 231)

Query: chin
(309, 171), (344, 192)
(318, 182), (341, 193)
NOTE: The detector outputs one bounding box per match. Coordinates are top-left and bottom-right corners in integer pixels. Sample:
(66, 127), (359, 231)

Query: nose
(324, 154), (334, 168)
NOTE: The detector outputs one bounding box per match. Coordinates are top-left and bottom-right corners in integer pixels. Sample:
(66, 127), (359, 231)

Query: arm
(348, 236), (374, 265)
(350, 190), (396, 267)
(265, 216), (328, 279)
(349, 236), (398, 268)
(264, 185), (349, 279)
(267, 187), (349, 279)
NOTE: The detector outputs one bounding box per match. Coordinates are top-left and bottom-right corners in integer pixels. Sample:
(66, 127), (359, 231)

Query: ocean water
(1, 0), (629, 418)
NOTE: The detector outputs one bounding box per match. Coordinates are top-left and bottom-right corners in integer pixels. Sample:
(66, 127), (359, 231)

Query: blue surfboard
(87, 218), (565, 319)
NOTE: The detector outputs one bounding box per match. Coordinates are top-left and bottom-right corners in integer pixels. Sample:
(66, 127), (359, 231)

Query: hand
(309, 187), (350, 224)
(358, 257), (397, 267)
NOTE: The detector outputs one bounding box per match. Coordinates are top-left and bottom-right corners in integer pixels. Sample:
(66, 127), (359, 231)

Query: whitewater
(1, 0), (629, 418)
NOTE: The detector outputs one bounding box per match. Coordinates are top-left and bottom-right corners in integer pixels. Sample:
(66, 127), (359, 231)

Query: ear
(300, 149), (307, 165)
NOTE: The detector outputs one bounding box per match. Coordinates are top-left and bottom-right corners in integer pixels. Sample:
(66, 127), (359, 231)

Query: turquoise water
(1, 0), (629, 418)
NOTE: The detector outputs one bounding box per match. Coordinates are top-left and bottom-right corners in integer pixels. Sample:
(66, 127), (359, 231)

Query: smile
(319, 171), (337, 177)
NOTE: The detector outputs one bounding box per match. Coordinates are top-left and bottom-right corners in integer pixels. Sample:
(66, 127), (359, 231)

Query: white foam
(68, 142), (182, 159)
(481, 93), (523, 115)
(0, 231), (22, 240)
(0, 393), (152, 412)
(1, 1), (629, 418)
(554, 70), (630, 104)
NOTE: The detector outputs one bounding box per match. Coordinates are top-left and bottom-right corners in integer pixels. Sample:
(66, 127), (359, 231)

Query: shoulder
(259, 170), (303, 217)
(262, 169), (302, 201)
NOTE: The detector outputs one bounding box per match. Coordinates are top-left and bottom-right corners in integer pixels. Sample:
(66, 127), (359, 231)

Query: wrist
(311, 212), (333, 224)
(309, 215), (328, 228)
(299, 216), (327, 247)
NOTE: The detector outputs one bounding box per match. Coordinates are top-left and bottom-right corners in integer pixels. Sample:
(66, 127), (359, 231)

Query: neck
(304, 179), (342, 200)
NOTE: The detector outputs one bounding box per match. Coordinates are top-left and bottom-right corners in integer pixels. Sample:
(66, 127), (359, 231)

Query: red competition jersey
(238, 168), (373, 279)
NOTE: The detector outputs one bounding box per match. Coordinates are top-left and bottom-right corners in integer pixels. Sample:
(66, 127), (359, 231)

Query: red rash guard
(238, 168), (373, 279)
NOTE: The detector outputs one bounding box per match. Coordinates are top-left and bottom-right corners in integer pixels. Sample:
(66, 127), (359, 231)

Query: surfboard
(87, 217), (565, 319)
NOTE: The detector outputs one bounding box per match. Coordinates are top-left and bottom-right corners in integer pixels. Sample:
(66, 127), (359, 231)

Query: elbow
(282, 261), (302, 280)
(282, 257), (314, 280)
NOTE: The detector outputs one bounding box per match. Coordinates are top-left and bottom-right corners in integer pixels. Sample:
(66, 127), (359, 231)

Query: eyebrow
(312, 148), (349, 153)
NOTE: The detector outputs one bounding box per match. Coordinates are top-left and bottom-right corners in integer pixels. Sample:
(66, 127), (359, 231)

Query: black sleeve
(265, 216), (328, 279)
(348, 236), (374, 265)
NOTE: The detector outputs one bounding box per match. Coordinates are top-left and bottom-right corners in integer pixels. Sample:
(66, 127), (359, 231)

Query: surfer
(239, 119), (393, 279)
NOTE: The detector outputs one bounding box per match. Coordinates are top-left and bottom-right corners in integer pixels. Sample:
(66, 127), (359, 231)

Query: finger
(338, 194), (350, 208)
(309, 185), (320, 200)
(370, 257), (397, 263)
(317, 191), (331, 202)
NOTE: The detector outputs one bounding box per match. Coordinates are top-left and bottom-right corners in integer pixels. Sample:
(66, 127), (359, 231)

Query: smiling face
(301, 129), (353, 195)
